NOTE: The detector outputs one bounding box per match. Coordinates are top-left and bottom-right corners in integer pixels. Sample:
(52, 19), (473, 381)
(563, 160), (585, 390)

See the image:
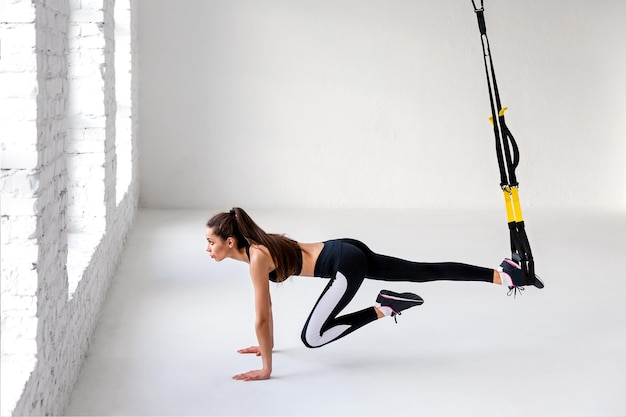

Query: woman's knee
(300, 326), (323, 348)
(301, 321), (352, 348)
(300, 329), (321, 349)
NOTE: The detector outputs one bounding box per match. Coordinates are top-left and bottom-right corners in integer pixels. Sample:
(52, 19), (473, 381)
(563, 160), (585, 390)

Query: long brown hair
(206, 207), (301, 282)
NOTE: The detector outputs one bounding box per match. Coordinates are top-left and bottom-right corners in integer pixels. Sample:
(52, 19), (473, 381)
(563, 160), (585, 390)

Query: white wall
(138, 0), (626, 210)
(1, 0), (140, 415)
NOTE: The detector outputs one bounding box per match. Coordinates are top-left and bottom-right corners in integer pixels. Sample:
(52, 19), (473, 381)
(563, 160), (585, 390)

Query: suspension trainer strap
(471, 0), (535, 285)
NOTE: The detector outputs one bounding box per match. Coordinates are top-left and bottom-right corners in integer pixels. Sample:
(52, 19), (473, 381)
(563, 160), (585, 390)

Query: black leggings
(300, 239), (493, 348)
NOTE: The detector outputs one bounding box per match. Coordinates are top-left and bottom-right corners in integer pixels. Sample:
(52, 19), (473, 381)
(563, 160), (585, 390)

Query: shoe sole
(377, 290), (424, 305)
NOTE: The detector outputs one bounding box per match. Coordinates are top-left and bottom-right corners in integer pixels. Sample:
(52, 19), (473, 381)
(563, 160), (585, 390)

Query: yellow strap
(511, 186), (524, 222)
(502, 187), (515, 222)
(502, 186), (524, 223)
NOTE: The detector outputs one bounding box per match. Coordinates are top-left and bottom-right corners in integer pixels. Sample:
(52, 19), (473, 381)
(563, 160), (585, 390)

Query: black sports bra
(245, 245), (302, 282)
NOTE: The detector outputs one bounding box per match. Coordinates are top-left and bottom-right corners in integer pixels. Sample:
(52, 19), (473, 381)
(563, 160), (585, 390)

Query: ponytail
(207, 207), (301, 282)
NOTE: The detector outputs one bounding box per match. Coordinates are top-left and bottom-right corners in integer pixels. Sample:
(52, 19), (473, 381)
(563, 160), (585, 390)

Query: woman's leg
(301, 240), (497, 348)
(301, 242), (378, 348)
(339, 239), (495, 283)
(370, 255), (495, 283)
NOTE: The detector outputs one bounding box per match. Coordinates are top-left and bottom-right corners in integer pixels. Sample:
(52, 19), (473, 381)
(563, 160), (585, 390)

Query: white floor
(65, 208), (626, 416)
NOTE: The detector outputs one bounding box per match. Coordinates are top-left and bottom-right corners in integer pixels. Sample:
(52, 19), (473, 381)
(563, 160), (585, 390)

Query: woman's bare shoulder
(248, 244), (274, 267)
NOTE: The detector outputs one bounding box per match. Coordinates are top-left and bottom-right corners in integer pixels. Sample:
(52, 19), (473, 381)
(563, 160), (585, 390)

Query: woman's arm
(232, 249), (273, 381)
(269, 294), (274, 349)
(237, 294), (273, 356)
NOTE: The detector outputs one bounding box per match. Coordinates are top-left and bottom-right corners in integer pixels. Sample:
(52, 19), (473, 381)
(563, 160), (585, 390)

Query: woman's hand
(234, 347), (272, 380)
(237, 346), (262, 356)
(233, 368), (271, 381)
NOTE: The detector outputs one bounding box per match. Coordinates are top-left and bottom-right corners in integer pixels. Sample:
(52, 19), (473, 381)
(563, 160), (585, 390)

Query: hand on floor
(237, 346), (261, 356)
(233, 368), (271, 381)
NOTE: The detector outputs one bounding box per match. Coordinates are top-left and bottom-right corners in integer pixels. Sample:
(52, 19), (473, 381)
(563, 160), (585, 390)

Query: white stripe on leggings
(303, 272), (351, 347)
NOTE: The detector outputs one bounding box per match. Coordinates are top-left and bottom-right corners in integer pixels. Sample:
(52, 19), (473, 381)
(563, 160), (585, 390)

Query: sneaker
(499, 258), (544, 296)
(376, 290), (424, 322)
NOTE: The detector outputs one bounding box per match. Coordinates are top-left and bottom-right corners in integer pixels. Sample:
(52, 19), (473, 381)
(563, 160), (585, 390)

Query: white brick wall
(1, 1), (41, 415)
(1, 0), (139, 415)
(114, 0), (132, 205)
(67, 0), (108, 239)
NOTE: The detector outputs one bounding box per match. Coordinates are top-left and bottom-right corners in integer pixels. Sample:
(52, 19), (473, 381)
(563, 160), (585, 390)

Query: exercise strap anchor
(471, 0), (535, 286)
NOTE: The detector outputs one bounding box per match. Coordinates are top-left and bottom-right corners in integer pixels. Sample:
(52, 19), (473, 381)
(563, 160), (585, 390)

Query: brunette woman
(205, 207), (543, 381)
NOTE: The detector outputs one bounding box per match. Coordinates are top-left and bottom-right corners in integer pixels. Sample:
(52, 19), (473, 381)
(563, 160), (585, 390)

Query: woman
(205, 207), (544, 381)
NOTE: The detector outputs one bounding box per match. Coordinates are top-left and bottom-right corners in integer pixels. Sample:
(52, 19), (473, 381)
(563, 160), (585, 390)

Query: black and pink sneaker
(499, 258), (545, 296)
(376, 290), (423, 322)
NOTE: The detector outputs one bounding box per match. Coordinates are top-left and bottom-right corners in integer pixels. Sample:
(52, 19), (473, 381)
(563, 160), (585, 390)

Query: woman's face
(205, 227), (231, 262)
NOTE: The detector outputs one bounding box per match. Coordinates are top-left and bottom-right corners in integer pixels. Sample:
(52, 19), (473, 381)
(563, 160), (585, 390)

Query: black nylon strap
(472, 1), (534, 285)
(474, 3), (519, 187)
